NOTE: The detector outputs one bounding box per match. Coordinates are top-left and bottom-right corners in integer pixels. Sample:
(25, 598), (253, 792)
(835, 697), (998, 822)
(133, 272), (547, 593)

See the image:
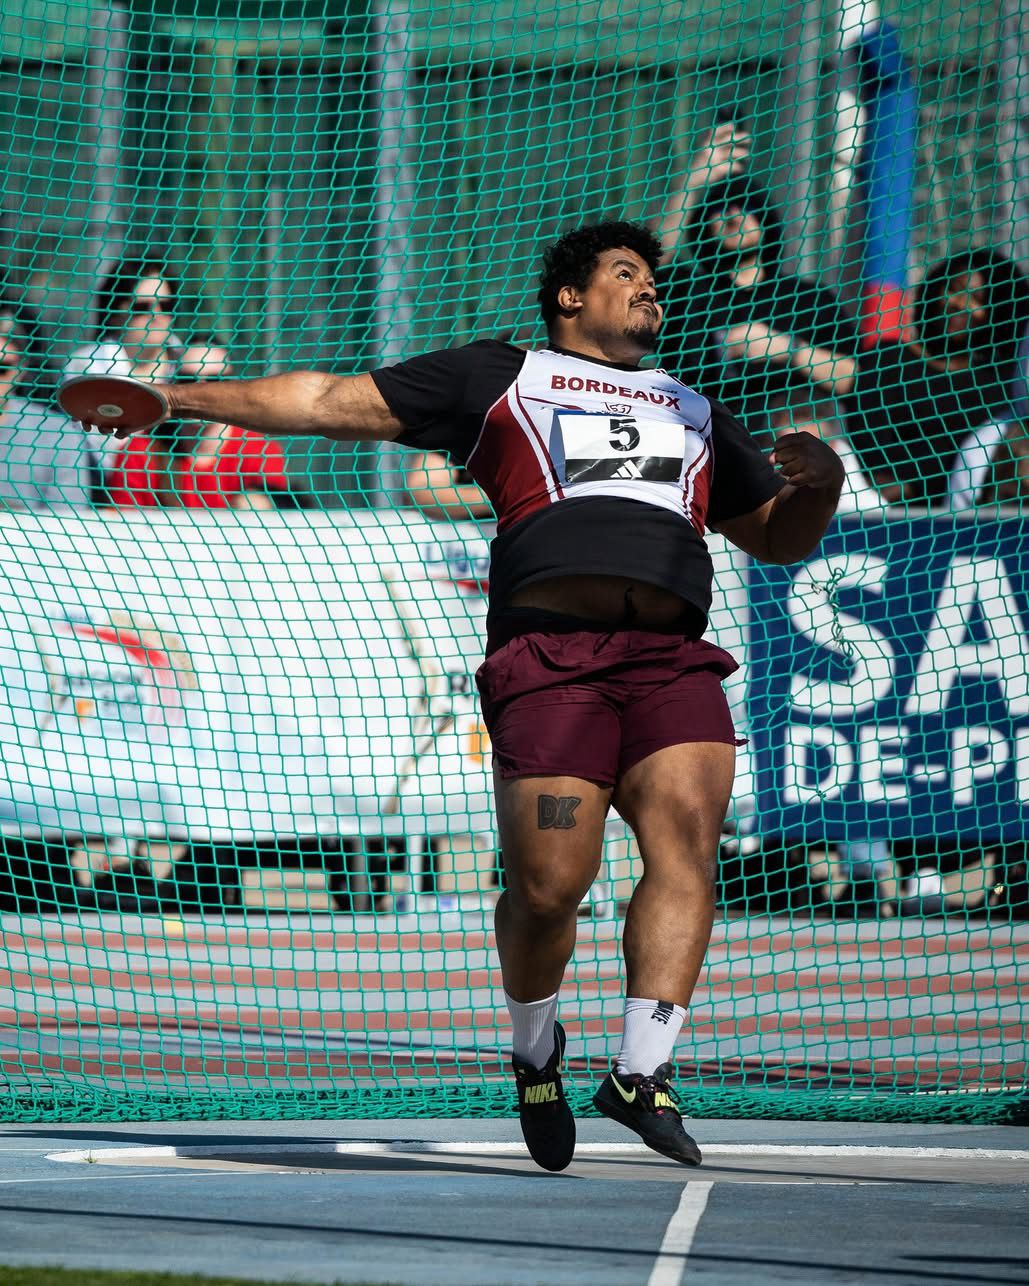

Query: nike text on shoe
(593, 1062), (702, 1166)
(512, 1021), (576, 1172)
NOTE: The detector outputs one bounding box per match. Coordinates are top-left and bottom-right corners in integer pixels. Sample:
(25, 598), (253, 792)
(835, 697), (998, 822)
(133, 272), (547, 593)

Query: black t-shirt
(843, 343), (1014, 504)
(371, 339), (783, 630)
(659, 263), (860, 429)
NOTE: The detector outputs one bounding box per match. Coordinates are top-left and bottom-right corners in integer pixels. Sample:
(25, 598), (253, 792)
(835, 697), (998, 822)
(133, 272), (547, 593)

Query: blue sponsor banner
(748, 516), (1029, 840)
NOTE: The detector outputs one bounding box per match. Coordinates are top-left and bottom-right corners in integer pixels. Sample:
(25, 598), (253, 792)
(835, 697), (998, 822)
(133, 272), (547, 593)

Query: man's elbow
(758, 515), (833, 565)
(760, 539), (822, 566)
(311, 372), (353, 434)
(764, 514), (841, 564)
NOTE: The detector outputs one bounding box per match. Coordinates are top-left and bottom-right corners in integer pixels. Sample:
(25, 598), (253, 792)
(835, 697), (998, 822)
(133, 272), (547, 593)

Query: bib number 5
(609, 417), (641, 452)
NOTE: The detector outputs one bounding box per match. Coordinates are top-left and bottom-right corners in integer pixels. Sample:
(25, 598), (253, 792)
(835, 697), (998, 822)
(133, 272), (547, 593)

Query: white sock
(616, 997), (686, 1076)
(506, 991), (559, 1068)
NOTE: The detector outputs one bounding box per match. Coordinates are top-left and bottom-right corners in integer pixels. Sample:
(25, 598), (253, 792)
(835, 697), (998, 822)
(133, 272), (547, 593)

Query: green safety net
(0, 0), (1026, 1126)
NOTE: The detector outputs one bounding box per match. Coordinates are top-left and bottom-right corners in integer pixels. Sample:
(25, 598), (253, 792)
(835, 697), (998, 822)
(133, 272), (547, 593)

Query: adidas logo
(613, 460), (643, 479)
(651, 1001), (675, 1024)
(524, 1082), (558, 1105)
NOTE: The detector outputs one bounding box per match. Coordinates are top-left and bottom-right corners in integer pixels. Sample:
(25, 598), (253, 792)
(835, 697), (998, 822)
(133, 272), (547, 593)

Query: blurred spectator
(64, 258), (184, 383)
(61, 258), (185, 493)
(0, 302), (96, 510)
(944, 309), (1029, 510)
(655, 122), (750, 259)
(657, 127), (860, 445)
(657, 132), (1029, 513)
(969, 319), (1029, 508)
(105, 424), (292, 510)
(403, 451), (493, 522)
(843, 248), (1029, 507)
(106, 334), (297, 510)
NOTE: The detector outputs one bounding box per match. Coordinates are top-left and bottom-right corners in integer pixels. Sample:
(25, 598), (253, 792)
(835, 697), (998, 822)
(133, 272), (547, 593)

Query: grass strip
(0, 1268), (393, 1286)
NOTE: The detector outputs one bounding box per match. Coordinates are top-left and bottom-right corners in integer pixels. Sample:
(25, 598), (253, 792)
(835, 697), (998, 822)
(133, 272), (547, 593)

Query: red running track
(0, 911), (1025, 1096)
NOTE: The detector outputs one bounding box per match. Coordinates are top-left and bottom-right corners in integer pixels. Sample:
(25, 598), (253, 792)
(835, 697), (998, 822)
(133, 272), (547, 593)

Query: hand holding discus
(59, 374), (171, 439)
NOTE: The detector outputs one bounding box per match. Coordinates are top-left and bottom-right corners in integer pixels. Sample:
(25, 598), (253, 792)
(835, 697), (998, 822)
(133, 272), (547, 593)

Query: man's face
(567, 248), (663, 352)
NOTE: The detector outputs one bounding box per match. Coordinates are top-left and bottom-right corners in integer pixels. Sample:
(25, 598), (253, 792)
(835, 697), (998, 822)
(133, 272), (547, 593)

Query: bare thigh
(494, 771), (612, 914)
(612, 742), (737, 1001)
(614, 741), (736, 875)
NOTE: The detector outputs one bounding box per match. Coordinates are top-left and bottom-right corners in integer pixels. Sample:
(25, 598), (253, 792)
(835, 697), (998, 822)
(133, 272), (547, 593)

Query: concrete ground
(1, 1117), (1026, 1286)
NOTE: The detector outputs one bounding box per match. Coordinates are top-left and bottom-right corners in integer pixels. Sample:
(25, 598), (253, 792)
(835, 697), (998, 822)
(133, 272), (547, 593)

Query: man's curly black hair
(537, 221), (663, 326)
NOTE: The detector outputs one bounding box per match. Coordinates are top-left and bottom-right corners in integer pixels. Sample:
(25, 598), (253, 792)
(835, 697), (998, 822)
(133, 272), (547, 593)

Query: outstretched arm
(165, 371), (403, 442)
(84, 370), (407, 443)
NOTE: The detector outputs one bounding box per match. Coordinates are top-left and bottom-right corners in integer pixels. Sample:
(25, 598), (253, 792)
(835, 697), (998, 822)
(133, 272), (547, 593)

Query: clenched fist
(769, 432), (845, 491)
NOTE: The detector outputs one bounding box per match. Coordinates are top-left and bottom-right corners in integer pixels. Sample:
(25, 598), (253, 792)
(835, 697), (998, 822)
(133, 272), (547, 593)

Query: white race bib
(552, 412), (687, 485)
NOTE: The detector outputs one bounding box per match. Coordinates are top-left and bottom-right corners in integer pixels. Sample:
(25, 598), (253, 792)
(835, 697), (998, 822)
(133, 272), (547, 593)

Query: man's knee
(504, 865), (595, 924)
(685, 843), (719, 890)
(623, 791), (723, 884)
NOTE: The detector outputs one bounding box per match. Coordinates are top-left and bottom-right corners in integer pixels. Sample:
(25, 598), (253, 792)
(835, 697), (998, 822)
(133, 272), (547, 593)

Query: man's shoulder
(471, 337), (528, 352)
(429, 336), (527, 354)
(386, 336), (526, 367)
(446, 337), (529, 385)
(463, 337), (530, 363)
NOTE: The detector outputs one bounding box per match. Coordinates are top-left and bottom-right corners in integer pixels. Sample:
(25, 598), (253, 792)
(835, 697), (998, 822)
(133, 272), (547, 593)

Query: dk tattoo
(537, 795), (582, 829)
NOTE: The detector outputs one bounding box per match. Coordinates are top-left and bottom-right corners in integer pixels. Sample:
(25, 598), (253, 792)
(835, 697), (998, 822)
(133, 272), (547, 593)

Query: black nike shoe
(593, 1062), (702, 1166)
(512, 1021), (576, 1172)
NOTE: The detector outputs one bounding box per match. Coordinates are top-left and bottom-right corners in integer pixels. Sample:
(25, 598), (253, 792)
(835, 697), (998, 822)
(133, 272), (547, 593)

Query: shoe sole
(593, 1089), (702, 1167)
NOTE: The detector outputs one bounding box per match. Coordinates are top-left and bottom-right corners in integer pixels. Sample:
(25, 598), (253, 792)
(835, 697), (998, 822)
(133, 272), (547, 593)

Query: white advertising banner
(0, 509), (751, 844)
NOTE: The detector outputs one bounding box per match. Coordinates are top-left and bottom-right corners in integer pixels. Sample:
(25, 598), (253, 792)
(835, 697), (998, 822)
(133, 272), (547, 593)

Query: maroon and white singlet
(371, 339), (783, 630)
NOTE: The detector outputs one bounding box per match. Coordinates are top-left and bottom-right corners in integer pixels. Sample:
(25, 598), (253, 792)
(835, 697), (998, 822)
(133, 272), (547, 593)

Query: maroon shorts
(475, 612), (741, 787)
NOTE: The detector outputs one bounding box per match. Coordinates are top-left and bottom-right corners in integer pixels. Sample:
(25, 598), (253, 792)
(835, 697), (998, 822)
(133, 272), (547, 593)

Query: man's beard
(625, 312), (660, 351)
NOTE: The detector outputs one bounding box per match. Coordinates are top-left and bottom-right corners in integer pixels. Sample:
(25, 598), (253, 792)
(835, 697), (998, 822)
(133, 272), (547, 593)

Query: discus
(59, 374), (170, 434)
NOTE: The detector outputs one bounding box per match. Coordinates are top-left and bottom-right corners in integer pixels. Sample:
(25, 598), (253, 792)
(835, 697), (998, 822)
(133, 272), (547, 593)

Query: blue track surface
(1, 1118), (1027, 1285)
